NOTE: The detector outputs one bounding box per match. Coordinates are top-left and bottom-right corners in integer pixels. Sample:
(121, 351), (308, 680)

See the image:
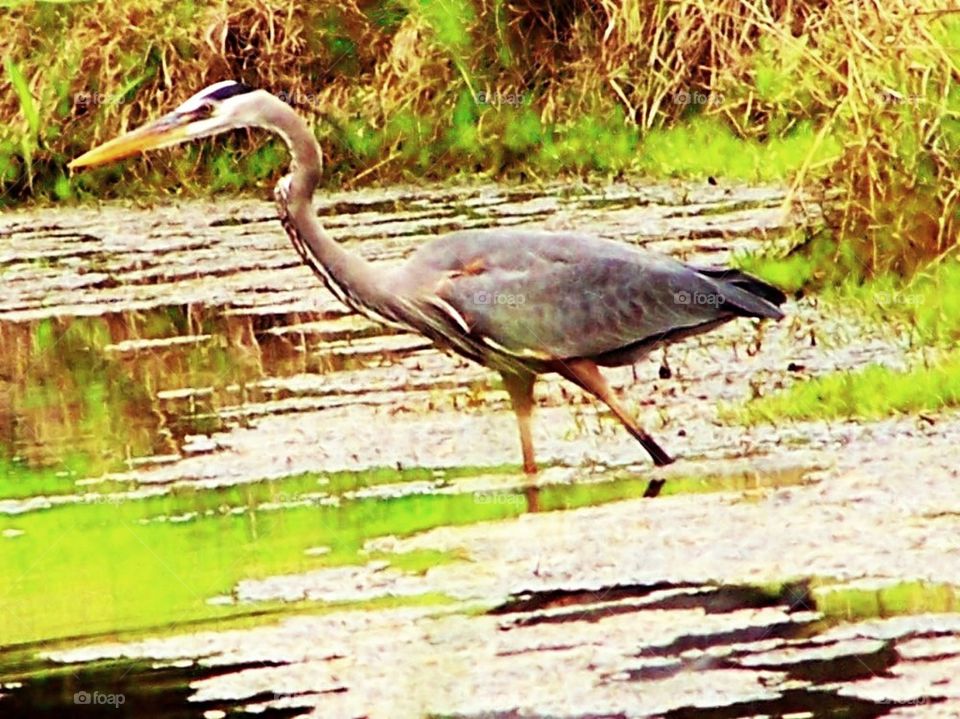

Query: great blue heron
(70, 81), (786, 473)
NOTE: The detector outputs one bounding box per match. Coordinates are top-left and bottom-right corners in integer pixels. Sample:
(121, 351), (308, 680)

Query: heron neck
(274, 107), (399, 325)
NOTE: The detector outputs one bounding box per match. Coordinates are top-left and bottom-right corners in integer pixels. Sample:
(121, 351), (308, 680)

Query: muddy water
(2, 182), (959, 717)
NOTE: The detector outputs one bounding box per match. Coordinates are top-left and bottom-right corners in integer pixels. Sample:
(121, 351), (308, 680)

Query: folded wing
(393, 230), (784, 363)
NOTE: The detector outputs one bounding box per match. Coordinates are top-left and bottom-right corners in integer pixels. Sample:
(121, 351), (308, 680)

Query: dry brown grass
(504, 0), (959, 275)
(810, 1), (960, 276)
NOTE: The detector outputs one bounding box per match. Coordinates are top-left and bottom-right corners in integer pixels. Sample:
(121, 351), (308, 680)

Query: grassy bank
(3, 1), (958, 276)
(2, 0), (837, 199)
(737, 351), (960, 425)
(731, 255), (960, 425)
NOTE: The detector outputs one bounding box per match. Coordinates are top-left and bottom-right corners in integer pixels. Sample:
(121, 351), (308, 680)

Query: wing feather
(390, 230), (778, 362)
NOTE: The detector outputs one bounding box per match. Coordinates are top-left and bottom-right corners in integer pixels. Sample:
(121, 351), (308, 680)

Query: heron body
(70, 81), (787, 473)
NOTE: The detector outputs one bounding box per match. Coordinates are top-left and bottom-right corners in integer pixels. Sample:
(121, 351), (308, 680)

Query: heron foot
(644, 439), (675, 467)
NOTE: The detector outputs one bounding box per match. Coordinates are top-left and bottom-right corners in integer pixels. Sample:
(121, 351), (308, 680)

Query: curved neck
(264, 98), (401, 326)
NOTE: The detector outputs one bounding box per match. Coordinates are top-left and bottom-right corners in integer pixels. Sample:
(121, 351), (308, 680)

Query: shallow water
(2, 182), (958, 717)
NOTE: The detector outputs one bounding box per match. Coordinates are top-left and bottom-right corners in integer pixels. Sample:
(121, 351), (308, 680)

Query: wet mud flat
(1, 181), (959, 717)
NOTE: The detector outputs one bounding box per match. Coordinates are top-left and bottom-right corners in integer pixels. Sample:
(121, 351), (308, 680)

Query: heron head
(69, 81), (269, 169)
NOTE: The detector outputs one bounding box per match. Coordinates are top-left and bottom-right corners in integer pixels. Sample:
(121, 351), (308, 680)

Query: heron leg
(500, 371), (538, 474)
(555, 359), (675, 467)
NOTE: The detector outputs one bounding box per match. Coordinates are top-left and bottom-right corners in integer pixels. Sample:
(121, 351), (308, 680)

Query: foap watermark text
(477, 90), (526, 106)
(671, 90), (724, 107)
(472, 290), (525, 306)
(473, 492), (525, 506)
(673, 290), (724, 307)
(74, 691), (125, 708)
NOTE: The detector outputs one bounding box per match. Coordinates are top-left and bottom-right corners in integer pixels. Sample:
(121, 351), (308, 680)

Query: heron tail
(695, 266), (788, 321)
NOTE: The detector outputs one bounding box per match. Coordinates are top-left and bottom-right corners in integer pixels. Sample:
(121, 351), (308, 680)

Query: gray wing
(390, 230), (783, 362)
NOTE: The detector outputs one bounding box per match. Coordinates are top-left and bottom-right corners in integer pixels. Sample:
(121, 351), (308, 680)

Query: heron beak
(68, 113), (194, 169)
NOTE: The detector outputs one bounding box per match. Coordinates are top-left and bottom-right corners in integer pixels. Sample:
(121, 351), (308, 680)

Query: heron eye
(194, 101), (215, 117)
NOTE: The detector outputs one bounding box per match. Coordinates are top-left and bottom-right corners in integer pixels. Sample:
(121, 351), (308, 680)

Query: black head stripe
(205, 82), (255, 101)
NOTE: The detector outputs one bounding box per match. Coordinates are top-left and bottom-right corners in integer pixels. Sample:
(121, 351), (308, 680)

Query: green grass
(730, 249), (960, 426)
(739, 237), (960, 336)
(735, 229), (859, 294)
(828, 260), (960, 347)
(734, 353), (960, 426)
(637, 118), (840, 183)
